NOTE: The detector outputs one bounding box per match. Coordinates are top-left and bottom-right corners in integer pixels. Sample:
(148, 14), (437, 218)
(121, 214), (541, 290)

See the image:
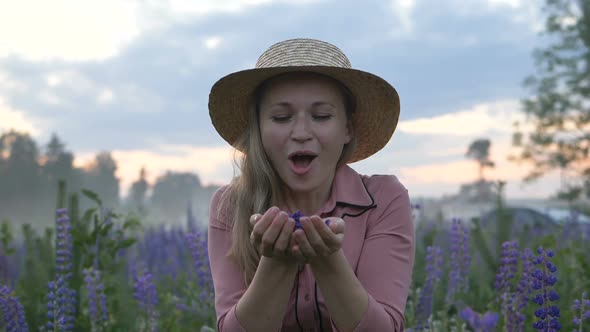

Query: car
(478, 206), (557, 226)
(541, 207), (590, 224)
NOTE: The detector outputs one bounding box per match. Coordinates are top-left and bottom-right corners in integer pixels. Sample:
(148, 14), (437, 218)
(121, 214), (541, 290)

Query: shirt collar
(319, 164), (375, 215)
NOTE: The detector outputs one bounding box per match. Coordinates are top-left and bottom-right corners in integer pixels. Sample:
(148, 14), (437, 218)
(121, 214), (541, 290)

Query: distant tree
(511, 0), (590, 200)
(84, 151), (120, 209)
(150, 171), (202, 223)
(42, 133), (76, 188)
(0, 130), (41, 196)
(466, 138), (495, 182)
(0, 130), (43, 224)
(128, 167), (149, 215)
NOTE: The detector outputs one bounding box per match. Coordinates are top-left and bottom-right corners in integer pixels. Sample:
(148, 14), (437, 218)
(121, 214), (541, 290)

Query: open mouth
(288, 151), (318, 174)
(290, 155), (316, 168)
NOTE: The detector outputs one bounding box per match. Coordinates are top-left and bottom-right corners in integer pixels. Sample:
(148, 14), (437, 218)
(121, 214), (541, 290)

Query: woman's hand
(249, 207), (296, 261)
(291, 216), (345, 264)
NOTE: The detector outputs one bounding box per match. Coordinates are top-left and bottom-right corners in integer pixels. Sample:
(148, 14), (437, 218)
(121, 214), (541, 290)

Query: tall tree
(0, 130), (41, 195)
(466, 138), (495, 182)
(42, 133), (76, 187)
(150, 171), (202, 223)
(512, 0), (590, 199)
(84, 151), (120, 208)
(0, 130), (43, 224)
(128, 167), (149, 215)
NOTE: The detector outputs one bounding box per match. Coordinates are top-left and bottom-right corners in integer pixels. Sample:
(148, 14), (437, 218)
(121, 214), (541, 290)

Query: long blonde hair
(216, 73), (357, 285)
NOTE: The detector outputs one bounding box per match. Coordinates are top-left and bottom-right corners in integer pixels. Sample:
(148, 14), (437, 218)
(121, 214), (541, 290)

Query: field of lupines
(1, 182), (590, 331)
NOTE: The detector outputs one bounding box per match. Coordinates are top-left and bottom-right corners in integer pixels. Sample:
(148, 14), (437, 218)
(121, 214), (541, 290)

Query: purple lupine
(511, 248), (535, 331)
(290, 210), (305, 230)
(445, 218), (471, 306)
(83, 267), (108, 331)
(289, 210), (331, 230)
(133, 268), (159, 332)
(495, 241), (519, 293)
(572, 292), (590, 332)
(494, 241), (520, 331)
(0, 284), (29, 332)
(186, 230), (214, 310)
(531, 247), (561, 331)
(459, 306), (499, 332)
(415, 246), (443, 330)
(46, 208), (76, 332)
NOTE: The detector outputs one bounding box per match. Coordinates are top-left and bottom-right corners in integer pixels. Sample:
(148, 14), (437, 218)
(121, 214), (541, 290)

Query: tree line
(0, 129), (218, 230)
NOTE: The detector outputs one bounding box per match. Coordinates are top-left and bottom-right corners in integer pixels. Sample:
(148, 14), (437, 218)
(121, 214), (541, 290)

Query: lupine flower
(46, 208), (76, 332)
(133, 268), (159, 332)
(186, 230), (214, 310)
(572, 292), (590, 332)
(495, 241), (519, 293)
(415, 246), (443, 330)
(494, 241), (520, 331)
(512, 247), (535, 331)
(531, 246), (561, 331)
(0, 284), (29, 332)
(289, 210), (330, 230)
(83, 267), (108, 331)
(459, 306), (499, 332)
(446, 218), (471, 306)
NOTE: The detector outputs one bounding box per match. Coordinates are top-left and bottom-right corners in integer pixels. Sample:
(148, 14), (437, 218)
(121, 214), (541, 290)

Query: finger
(260, 211), (288, 256)
(294, 227), (318, 258)
(250, 207), (280, 246)
(301, 217), (330, 256)
(273, 218), (295, 254)
(290, 242), (307, 264)
(249, 213), (262, 227)
(313, 216), (340, 248)
(329, 218), (345, 235)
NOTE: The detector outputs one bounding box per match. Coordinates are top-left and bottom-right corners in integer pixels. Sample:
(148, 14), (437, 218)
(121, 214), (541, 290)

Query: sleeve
(335, 175), (415, 331)
(207, 185), (248, 332)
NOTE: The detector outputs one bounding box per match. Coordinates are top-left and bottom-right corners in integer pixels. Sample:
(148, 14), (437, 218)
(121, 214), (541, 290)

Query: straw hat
(208, 38), (400, 163)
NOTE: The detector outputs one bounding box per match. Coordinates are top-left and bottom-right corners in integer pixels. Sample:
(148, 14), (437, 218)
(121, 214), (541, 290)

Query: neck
(282, 172), (335, 217)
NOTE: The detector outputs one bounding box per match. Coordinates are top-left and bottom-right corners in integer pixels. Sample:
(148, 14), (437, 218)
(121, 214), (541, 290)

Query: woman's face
(258, 72), (352, 193)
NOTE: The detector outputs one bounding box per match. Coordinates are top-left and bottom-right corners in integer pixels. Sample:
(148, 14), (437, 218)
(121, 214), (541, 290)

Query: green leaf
(117, 238), (137, 250)
(82, 189), (102, 206)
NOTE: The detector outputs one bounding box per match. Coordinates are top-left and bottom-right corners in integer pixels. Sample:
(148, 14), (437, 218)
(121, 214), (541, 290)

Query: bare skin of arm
(293, 216), (368, 331)
(234, 208), (299, 332)
(309, 249), (369, 331)
(234, 256), (298, 331)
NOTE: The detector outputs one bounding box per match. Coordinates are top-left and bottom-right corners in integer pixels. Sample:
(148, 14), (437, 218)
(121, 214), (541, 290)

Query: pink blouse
(208, 164), (416, 331)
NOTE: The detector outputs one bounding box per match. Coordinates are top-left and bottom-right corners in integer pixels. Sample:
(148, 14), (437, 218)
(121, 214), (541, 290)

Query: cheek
(260, 127), (285, 155)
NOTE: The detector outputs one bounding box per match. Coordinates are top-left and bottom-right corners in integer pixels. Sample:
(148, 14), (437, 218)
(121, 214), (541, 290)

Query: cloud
(0, 0), (140, 62)
(204, 36), (223, 50)
(398, 99), (526, 136)
(0, 97), (42, 136)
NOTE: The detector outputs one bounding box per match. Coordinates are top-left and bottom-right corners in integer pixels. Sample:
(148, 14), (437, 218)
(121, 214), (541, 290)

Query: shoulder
(358, 173), (413, 231)
(209, 184), (233, 227)
(361, 173), (409, 200)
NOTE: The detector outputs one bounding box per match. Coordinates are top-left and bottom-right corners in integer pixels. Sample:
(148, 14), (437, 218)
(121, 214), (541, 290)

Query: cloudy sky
(0, 0), (560, 199)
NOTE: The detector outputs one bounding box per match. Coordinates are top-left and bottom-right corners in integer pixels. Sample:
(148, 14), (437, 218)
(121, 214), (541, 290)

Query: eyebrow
(268, 101), (337, 109)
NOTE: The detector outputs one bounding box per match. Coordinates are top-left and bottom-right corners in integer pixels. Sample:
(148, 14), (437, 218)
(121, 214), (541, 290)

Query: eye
(313, 115), (332, 121)
(271, 116), (291, 123)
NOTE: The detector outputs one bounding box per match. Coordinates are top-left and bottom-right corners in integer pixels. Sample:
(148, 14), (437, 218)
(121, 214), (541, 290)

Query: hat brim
(208, 66), (400, 163)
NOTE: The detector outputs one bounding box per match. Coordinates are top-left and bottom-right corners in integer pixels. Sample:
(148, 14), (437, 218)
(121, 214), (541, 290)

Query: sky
(0, 0), (562, 199)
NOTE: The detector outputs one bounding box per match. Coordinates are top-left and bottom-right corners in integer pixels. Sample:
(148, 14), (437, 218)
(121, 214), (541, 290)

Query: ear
(344, 120), (353, 144)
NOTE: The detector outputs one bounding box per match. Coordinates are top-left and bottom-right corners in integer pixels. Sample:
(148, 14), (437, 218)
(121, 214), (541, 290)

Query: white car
(542, 208), (590, 224)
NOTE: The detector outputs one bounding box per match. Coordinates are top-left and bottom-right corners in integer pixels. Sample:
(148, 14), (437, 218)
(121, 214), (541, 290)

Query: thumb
(250, 214), (261, 227)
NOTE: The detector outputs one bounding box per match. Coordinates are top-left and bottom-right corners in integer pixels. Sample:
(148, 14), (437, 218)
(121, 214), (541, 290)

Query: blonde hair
(216, 73), (357, 285)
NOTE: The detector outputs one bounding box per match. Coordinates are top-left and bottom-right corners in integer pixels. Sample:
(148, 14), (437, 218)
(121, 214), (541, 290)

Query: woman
(207, 38), (415, 331)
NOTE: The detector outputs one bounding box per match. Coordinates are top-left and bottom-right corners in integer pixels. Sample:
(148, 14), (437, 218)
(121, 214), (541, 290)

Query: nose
(290, 113), (312, 142)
